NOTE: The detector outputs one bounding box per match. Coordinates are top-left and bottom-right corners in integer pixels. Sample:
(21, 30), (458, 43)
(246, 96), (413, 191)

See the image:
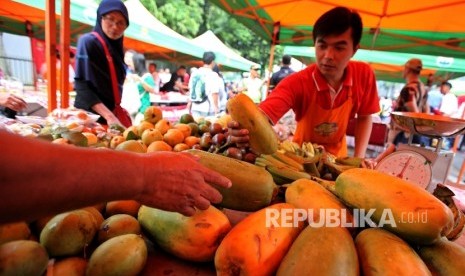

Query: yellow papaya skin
(0, 240), (49, 276)
(138, 205), (231, 262)
(277, 226), (359, 276)
(355, 228), (431, 276)
(215, 203), (304, 276)
(186, 149), (277, 212)
(86, 234), (147, 276)
(226, 93), (278, 154)
(418, 237), (465, 275)
(285, 179), (354, 229)
(335, 168), (454, 244)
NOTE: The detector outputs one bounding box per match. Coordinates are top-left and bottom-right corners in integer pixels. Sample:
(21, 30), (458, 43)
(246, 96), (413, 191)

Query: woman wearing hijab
(74, 0), (131, 127)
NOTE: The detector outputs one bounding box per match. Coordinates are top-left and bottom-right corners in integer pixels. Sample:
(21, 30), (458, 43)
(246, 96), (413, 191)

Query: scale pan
(391, 112), (465, 137)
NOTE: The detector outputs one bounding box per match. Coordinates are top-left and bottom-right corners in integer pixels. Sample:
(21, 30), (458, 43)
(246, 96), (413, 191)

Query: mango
(0, 240), (48, 276)
(105, 200), (141, 217)
(98, 214), (141, 244)
(86, 234), (147, 276)
(0, 222), (31, 245)
(277, 226), (358, 276)
(49, 257), (87, 276)
(418, 237), (465, 275)
(40, 209), (97, 257)
(138, 205), (231, 262)
(355, 228), (430, 276)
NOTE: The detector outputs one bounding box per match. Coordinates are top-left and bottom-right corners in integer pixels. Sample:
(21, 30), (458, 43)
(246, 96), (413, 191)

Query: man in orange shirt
(231, 7), (380, 159)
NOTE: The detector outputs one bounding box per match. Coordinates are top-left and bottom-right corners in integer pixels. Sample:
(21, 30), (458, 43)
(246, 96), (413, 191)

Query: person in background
(189, 51), (221, 118)
(160, 65), (189, 94)
(438, 81), (458, 118)
(212, 64), (227, 113)
(74, 0), (130, 127)
(0, 130), (231, 223)
(40, 49), (76, 91)
(132, 53), (156, 123)
(148, 62), (161, 92)
(0, 93), (27, 118)
(438, 81), (459, 150)
(237, 65), (266, 104)
(389, 58), (429, 147)
(269, 54), (295, 92)
(230, 7), (380, 162)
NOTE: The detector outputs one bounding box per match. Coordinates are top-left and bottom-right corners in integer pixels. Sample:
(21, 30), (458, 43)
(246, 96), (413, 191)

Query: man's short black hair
(441, 81), (452, 89)
(203, 51), (216, 65)
(178, 65), (186, 70)
(312, 6), (363, 49)
(282, 55), (291, 65)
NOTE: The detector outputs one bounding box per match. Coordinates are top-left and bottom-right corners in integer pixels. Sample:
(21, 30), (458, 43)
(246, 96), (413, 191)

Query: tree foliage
(137, 0), (283, 70)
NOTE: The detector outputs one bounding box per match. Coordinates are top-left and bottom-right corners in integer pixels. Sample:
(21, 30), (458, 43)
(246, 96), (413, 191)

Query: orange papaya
(226, 93), (278, 154)
(355, 228), (430, 276)
(215, 203), (304, 276)
(418, 237), (465, 275)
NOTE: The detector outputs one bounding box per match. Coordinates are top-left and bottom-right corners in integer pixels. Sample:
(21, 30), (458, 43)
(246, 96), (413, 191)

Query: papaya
(138, 205), (231, 262)
(40, 209), (97, 257)
(0, 222), (31, 245)
(82, 206), (104, 227)
(355, 228), (430, 276)
(215, 203), (304, 276)
(49, 257), (87, 276)
(0, 240), (49, 276)
(335, 168), (454, 244)
(86, 234), (147, 276)
(226, 93), (278, 154)
(186, 149), (277, 212)
(418, 237), (465, 275)
(98, 214), (141, 244)
(277, 226), (358, 276)
(285, 179), (354, 229)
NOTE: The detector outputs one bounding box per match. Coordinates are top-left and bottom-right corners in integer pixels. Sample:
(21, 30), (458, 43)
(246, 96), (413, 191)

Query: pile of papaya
(2, 93), (465, 275)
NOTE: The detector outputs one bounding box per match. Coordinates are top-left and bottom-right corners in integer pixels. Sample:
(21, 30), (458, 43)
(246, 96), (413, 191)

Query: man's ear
(353, 44), (360, 57)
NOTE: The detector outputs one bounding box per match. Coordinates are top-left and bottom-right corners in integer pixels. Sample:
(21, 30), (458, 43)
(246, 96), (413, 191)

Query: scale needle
(397, 156), (412, 179)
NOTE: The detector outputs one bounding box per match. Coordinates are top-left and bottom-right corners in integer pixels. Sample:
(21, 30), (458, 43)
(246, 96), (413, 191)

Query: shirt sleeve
(259, 74), (299, 124)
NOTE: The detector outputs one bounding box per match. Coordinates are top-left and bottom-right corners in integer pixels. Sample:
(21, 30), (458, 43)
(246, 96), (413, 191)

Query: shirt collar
(312, 63), (353, 92)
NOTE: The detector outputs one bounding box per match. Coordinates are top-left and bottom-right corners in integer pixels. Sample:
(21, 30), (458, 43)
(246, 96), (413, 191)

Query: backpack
(190, 71), (208, 103)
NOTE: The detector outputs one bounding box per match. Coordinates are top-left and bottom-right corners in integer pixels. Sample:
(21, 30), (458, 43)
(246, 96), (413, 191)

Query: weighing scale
(376, 112), (465, 193)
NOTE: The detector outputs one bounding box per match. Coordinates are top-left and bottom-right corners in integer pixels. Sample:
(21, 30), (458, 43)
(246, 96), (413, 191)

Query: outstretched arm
(0, 130), (231, 223)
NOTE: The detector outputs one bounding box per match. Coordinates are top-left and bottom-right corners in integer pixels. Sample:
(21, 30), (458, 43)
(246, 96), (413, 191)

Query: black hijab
(94, 0), (129, 64)
(75, 0), (129, 109)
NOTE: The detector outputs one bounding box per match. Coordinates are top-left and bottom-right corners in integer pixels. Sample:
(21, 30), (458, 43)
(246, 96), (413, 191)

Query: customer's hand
(227, 121), (250, 148)
(0, 93), (27, 111)
(137, 152), (232, 216)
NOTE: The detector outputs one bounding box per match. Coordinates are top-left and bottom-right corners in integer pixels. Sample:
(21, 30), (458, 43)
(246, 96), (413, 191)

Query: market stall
(2, 92), (465, 275)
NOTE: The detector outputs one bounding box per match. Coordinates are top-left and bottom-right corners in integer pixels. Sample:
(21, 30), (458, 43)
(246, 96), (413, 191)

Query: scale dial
(375, 150), (432, 189)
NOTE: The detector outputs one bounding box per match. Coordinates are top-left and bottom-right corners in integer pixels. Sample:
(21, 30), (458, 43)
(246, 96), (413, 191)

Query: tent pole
(46, 0), (57, 113)
(265, 43), (276, 98)
(265, 22), (280, 98)
(60, 0), (70, 108)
